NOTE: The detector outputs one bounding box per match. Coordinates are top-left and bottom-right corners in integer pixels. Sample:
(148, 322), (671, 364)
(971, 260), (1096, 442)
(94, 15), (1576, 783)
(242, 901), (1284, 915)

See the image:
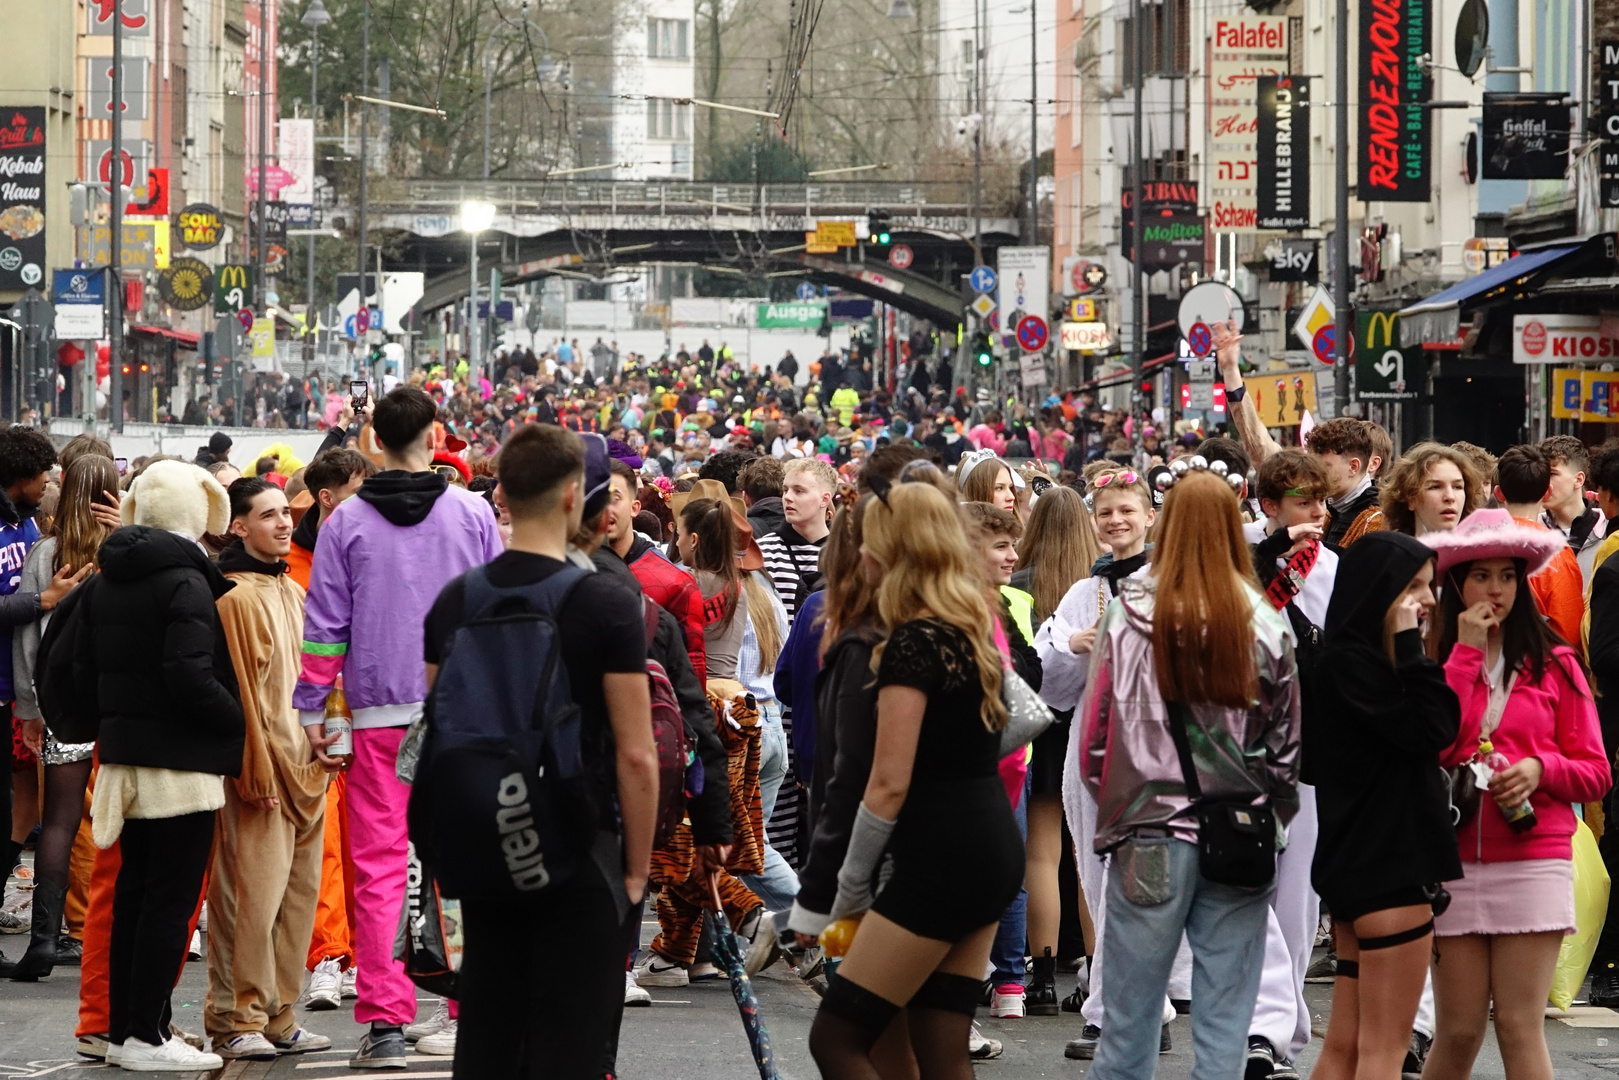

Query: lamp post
(302, 0), (331, 366)
(461, 199), (496, 378)
(256, 0), (270, 311)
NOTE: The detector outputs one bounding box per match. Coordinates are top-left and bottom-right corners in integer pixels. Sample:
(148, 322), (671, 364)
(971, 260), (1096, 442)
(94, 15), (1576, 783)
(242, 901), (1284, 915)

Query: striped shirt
(756, 525), (827, 621)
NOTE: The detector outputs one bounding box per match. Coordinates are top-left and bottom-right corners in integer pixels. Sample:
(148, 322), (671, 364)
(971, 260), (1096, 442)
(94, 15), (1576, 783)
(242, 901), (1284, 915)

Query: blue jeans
(989, 770), (1031, 986)
(1091, 837), (1273, 1080)
(739, 701), (800, 915)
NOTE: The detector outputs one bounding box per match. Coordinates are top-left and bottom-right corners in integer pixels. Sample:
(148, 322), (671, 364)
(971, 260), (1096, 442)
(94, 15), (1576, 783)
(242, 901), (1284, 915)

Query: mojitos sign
(757, 301), (826, 329)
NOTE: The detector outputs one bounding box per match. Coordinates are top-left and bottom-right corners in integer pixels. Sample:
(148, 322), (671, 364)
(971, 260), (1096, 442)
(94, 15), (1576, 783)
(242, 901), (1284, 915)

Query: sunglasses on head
(1091, 470), (1139, 490)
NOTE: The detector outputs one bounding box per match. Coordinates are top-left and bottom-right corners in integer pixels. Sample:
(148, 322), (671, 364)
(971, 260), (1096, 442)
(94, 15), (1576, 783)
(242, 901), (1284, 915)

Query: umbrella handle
(706, 870), (726, 915)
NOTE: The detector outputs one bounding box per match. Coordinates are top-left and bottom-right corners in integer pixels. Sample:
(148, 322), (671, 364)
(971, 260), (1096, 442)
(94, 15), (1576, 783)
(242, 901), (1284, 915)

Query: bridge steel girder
(406, 226), (1016, 329)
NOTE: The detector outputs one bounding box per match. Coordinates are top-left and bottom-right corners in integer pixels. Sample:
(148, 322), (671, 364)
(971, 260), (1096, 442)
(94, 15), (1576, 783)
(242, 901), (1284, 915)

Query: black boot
(1026, 950), (1059, 1016)
(10, 878), (64, 981)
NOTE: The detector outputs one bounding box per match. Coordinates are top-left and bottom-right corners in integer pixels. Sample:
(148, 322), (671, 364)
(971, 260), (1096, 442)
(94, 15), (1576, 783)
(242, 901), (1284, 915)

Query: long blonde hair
(818, 494), (880, 660)
(742, 574), (782, 674)
(1014, 486), (1100, 621)
(1149, 471), (1260, 708)
(863, 483), (1008, 731)
(53, 455), (121, 574)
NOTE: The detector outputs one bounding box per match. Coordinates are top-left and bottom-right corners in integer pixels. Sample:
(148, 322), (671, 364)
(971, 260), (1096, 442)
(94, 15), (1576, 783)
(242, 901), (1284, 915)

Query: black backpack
(35, 575), (101, 745)
(407, 565), (593, 903)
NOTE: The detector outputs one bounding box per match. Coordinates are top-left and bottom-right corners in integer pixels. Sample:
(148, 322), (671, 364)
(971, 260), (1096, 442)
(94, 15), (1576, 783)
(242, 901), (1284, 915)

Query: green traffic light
(877, 232), (891, 244)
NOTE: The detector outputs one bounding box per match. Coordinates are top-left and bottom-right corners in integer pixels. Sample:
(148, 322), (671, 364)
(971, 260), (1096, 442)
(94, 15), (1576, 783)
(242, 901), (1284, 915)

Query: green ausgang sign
(757, 301), (826, 328)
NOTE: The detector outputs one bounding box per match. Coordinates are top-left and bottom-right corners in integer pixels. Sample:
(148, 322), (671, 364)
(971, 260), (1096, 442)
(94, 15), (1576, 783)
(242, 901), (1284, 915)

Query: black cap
(209, 432), (232, 453)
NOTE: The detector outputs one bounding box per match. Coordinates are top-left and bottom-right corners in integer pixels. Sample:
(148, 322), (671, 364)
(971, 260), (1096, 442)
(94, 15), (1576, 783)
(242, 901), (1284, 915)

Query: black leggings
(33, 758), (92, 890)
(110, 812), (214, 1046)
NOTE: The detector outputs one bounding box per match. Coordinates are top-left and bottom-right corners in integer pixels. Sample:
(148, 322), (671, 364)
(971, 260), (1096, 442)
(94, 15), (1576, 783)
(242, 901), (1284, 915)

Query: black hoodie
(85, 526), (245, 776)
(216, 542), (288, 577)
(1310, 531), (1461, 910)
(356, 470), (449, 528)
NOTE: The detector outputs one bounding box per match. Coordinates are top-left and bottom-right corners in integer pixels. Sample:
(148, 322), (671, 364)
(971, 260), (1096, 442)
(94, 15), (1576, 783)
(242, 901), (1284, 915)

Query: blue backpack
(408, 565), (592, 903)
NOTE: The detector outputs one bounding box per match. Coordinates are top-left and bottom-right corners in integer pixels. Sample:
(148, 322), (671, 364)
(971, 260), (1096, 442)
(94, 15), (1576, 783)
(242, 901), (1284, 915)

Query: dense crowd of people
(2, 318), (1619, 1080)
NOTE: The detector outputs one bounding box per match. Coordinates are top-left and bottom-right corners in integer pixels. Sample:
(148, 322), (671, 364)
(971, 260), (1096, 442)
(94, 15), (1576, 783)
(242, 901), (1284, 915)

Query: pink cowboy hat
(1422, 507), (1565, 579)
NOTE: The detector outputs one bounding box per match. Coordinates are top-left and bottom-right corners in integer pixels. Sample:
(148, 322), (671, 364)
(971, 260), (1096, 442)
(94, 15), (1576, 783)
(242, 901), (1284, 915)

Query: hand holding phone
(350, 380), (369, 410)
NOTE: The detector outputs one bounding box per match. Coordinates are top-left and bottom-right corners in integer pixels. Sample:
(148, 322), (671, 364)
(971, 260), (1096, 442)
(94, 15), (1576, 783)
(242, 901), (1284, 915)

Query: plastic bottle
(1477, 739), (1536, 832)
(323, 675), (354, 769)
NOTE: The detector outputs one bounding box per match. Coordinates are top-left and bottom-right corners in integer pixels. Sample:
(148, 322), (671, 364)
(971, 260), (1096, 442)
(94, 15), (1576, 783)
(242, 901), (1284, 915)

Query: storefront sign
(1208, 20), (1288, 236)
(159, 257), (213, 312)
(89, 0), (151, 36)
(1551, 367), (1584, 420)
(1122, 182), (1199, 262)
(1269, 239), (1319, 282)
(0, 108), (45, 289)
(1358, 0), (1431, 202)
(1355, 311), (1419, 400)
(177, 203), (223, 250)
(1581, 371), (1619, 421)
(52, 269), (104, 339)
(1481, 93), (1570, 180)
(1513, 313), (1619, 363)
(1257, 76), (1311, 230)
(1060, 321), (1111, 351)
(1140, 215), (1207, 269)
(80, 221), (156, 270)
(1244, 372), (1318, 427)
(1602, 41), (1619, 207)
(214, 264), (253, 314)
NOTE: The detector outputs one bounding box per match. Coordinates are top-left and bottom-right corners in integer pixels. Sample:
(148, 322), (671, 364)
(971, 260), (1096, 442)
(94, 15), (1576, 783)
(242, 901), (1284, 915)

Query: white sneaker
(105, 1041), (123, 1066)
(625, 970), (652, 1006)
(990, 985), (1026, 1019)
(968, 1022), (1003, 1060)
(405, 998), (451, 1042)
(116, 1036), (224, 1072)
(186, 929), (202, 961)
(416, 1019), (457, 1056)
(216, 1032), (278, 1060)
(341, 964), (358, 999)
(633, 952), (689, 987)
(273, 1028), (334, 1054)
(304, 957), (342, 1011)
(743, 911), (784, 977)
(689, 960), (722, 981)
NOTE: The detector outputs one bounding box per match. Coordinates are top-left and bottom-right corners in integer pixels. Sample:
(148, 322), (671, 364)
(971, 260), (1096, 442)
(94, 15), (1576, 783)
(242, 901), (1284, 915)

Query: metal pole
(110, 0), (124, 432)
(469, 231), (480, 374)
(1130, 0), (1144, 440)
(1028, 0), (1037, 246)
(305, 21), (319, 366)
(973, 0), (982, 261)
(1333, 0), (1350, 415)
(483, 36), (493, 182)
(357, 0), (369, 376)
(257, 0), (269, 310)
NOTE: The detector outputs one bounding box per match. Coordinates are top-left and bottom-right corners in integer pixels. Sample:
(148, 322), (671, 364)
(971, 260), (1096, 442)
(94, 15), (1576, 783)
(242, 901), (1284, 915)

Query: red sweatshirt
(1440, 643), (1610, 863)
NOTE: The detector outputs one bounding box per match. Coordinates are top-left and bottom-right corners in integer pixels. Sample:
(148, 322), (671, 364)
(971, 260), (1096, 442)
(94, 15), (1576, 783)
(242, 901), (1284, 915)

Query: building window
(647, 18), (690, 59)
(672, 143), (693, 176)
(646, 97), (691, 139)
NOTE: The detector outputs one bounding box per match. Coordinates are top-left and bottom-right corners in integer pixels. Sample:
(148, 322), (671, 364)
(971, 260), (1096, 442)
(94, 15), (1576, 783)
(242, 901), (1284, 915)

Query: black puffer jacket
(85, 526), (244, 776)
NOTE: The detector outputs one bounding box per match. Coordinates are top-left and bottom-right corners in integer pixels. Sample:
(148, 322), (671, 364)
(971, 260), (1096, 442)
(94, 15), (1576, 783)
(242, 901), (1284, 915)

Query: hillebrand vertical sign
(1358, 0), (1431, 202)
(0, 108), (46, 290)
(1256, 76), (1311, 230)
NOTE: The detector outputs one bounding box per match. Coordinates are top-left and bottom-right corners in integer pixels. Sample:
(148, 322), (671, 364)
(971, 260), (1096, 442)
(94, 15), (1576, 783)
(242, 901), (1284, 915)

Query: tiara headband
(1154, 455), (1247, 496)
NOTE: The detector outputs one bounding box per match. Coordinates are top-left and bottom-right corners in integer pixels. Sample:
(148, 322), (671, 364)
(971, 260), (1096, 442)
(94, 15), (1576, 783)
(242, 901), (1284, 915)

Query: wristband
(1226, 384), (1247, 404)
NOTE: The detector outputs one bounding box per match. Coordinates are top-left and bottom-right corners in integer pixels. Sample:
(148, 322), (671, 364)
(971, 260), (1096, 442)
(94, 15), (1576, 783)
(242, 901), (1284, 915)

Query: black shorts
(1326, 886), (1433, 925)
(1028, 713), (1072, 798)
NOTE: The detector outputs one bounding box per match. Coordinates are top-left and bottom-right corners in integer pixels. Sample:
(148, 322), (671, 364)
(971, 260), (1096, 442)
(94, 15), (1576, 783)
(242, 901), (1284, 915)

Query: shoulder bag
(1164, 699), (1277, 888)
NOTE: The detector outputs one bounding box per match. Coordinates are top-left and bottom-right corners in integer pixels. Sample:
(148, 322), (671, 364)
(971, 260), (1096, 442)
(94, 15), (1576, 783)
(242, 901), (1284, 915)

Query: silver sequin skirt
(40, 730), (94, 766)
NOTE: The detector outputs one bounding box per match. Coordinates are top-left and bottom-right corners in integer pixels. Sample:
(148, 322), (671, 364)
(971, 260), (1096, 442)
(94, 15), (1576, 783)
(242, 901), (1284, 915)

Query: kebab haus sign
(1512, 314), (1619, 364)
(1359, 0), (1432, 201)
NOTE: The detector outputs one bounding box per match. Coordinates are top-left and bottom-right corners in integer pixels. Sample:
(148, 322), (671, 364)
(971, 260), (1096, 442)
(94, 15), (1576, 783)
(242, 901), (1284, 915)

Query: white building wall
(617, 0), (696, 180)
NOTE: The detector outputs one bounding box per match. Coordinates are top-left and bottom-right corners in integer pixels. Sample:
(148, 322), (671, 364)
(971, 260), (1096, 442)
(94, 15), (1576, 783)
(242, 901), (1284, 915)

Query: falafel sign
(0, 108), (46, 290)
(1358, 0), (1431, 201)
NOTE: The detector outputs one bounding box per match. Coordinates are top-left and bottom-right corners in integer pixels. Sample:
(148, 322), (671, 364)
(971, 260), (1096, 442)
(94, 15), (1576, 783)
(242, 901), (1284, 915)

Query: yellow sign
(813, 220), (857, 247)
(1582, 371), (1619, 422)
(1292, 286), (1334, 352)
(249, 316), (275, 359)
(1068, 298), (1097, 321)
(152, 220), (170, 269)
(1552, 367), (1583, 420)
(1244, 372), (1319, 427)
(804, 231), (838, 254)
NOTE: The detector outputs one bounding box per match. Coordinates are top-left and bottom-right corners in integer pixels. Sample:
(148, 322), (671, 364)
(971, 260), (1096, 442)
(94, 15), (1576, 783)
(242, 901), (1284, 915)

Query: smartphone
(350, 380), (368, 408)
(115, 457), (128, 476)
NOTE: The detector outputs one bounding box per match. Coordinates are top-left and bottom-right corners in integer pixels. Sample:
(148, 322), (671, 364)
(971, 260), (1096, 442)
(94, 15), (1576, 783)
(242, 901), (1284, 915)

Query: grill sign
(0, 108), (46, 290)
(1359, 0), (1431, 201)
(1257, 76), (1310, 230)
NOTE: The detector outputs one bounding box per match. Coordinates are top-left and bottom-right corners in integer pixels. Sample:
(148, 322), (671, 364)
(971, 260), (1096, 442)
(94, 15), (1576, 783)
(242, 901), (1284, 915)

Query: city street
(7, 916), (1619, 1080)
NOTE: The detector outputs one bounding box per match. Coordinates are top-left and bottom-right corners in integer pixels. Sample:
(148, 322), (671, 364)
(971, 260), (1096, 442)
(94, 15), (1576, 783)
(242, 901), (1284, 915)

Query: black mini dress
(868, 618), (1025, 942)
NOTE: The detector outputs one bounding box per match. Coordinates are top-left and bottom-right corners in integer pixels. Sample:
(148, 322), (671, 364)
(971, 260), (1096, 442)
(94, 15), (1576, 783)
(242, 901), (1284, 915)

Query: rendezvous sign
(1356, 310), (1419, 400)
(757, 301), (826, 329)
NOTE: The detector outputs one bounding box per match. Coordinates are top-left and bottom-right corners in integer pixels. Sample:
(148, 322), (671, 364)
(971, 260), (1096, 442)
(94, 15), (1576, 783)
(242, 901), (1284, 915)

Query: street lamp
(462, 199), (496, 377)
(302, 0), (331, 366)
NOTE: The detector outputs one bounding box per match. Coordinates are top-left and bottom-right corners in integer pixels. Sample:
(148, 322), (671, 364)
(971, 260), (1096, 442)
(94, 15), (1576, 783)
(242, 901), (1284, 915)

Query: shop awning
(1397, 242), (1582, 345)
(129, 325), (201, 348)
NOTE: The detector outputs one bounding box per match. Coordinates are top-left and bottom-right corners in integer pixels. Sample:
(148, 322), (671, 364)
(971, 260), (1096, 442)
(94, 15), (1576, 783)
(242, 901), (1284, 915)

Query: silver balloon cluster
(1153, 455), (1247, 496)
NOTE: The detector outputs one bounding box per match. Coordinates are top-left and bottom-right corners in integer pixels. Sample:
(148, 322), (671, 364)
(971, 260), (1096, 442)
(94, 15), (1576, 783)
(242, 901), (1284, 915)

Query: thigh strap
(908, 972), (982, 1017)
(1334, 959), (1359, 978)
(1357, 920), (1433, 952)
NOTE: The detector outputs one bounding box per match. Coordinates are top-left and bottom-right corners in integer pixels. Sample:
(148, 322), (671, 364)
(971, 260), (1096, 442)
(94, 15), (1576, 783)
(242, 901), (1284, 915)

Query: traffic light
(869, 207), (892, 245)
(975, 333), (994, 367)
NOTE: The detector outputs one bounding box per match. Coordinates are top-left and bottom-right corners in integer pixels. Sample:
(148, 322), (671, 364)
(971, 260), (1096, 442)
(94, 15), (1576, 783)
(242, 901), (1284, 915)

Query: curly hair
(0, 427), (57, 489)
(1378, 442), (1484, 535)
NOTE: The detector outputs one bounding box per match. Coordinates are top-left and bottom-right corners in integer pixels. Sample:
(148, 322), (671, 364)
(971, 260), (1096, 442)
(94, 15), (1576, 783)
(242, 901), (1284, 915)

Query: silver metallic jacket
(1079, 577), (1302, 853)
